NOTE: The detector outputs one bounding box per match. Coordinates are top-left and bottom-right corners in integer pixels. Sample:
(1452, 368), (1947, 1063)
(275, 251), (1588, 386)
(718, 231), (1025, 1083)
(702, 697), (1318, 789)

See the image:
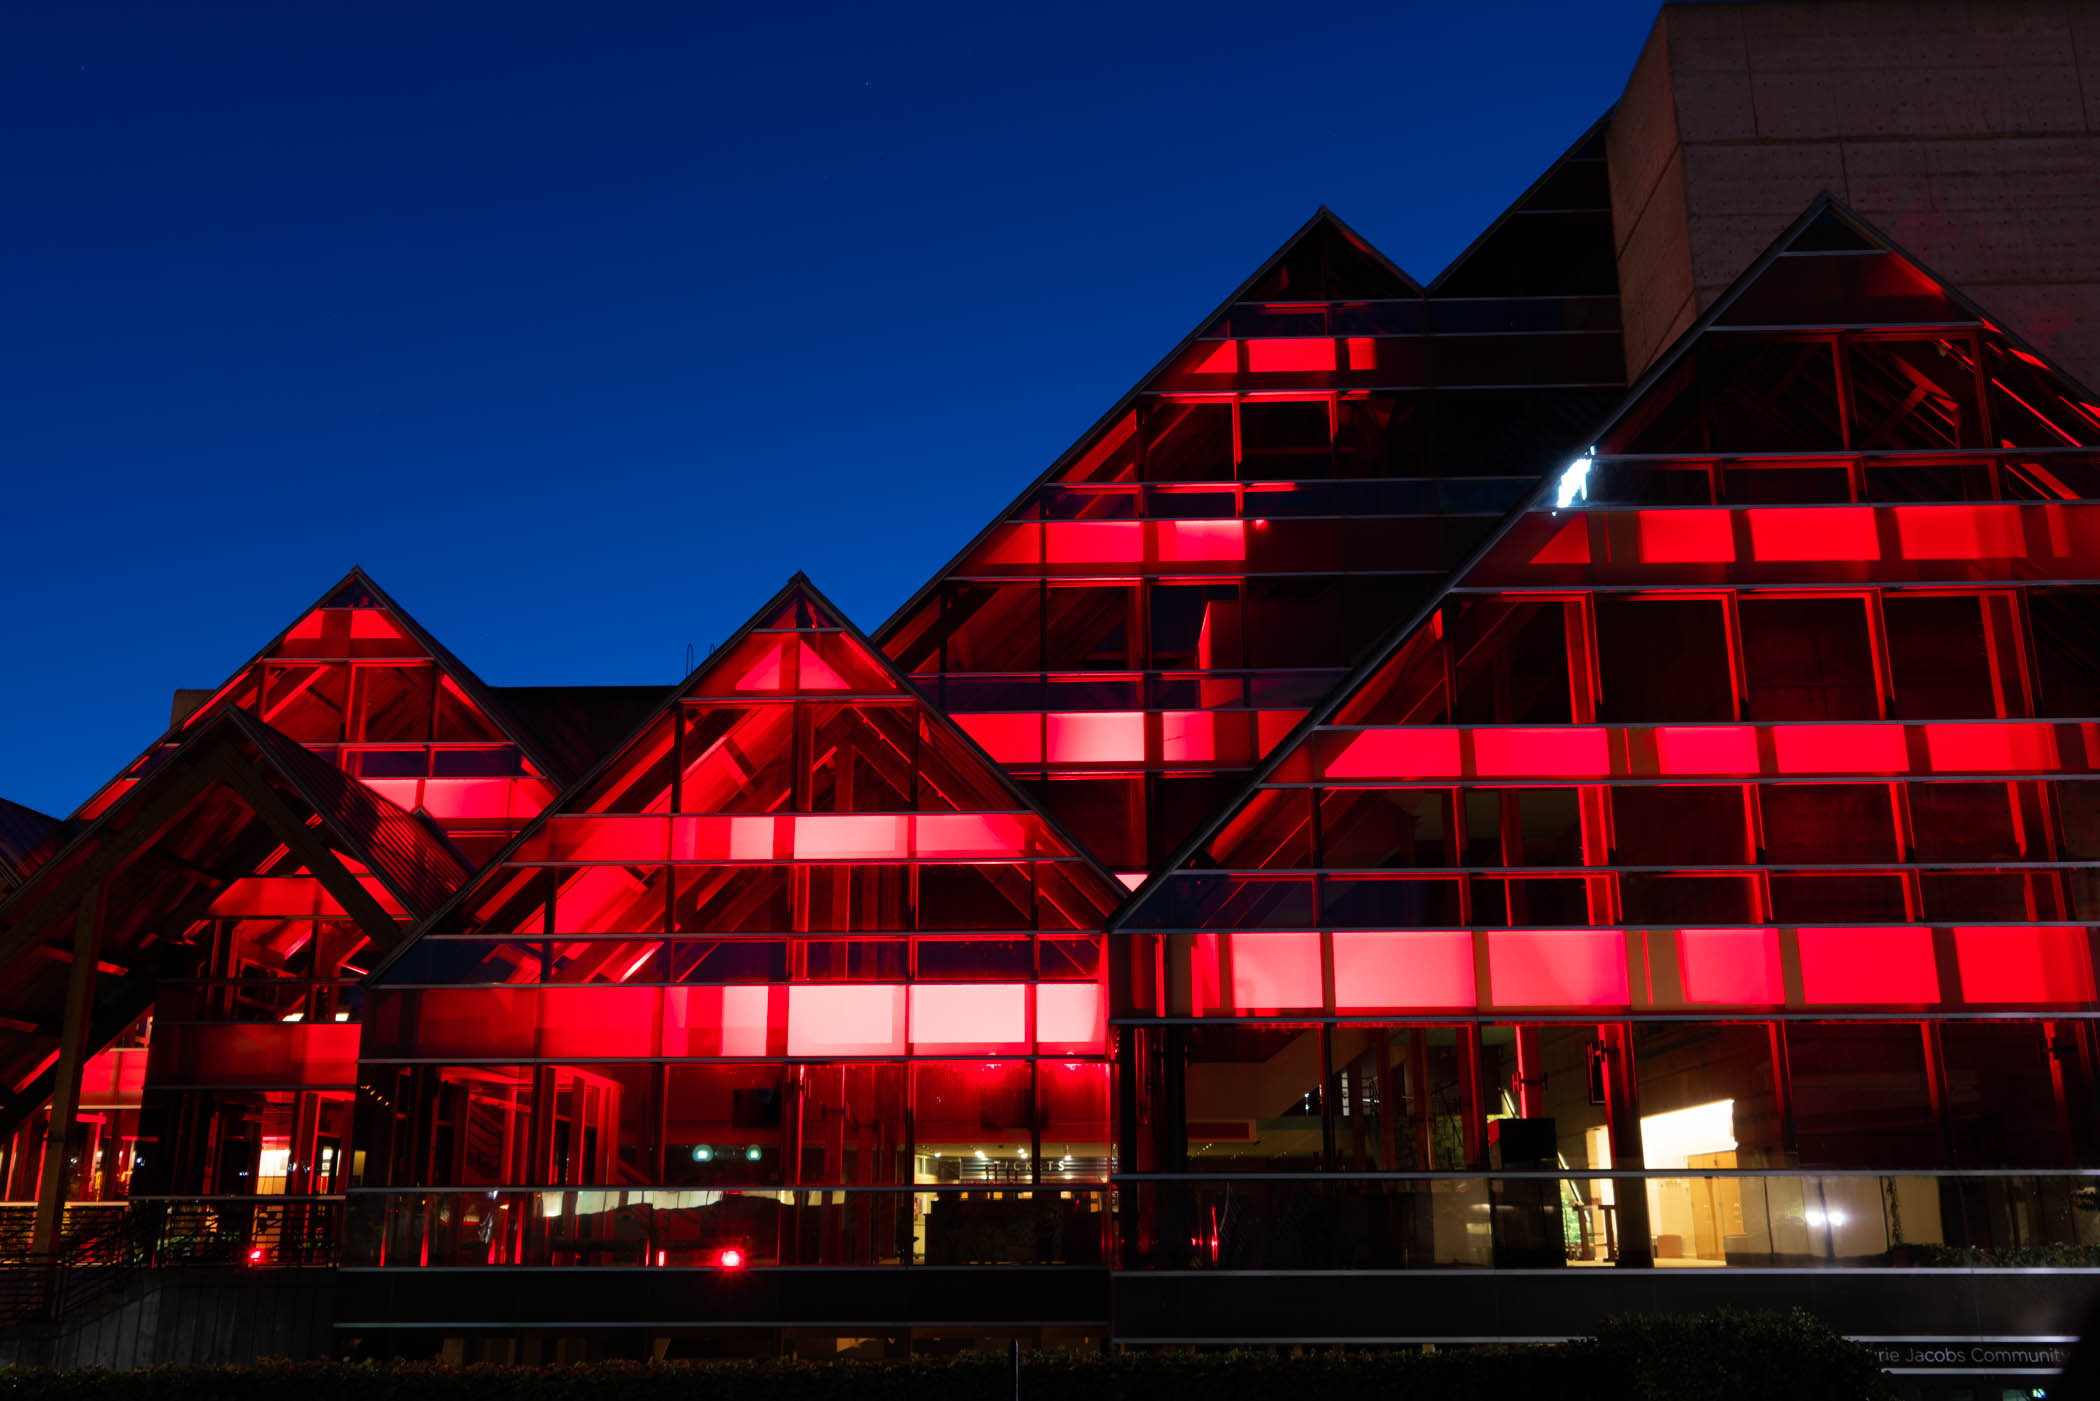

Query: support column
(1601, 1022), (1653, 1268)
(32, 889), (102, 1257)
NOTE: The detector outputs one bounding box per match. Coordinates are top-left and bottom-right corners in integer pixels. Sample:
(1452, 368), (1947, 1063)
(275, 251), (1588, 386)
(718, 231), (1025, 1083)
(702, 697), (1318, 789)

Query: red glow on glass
(1638, 510), (1736, 563)
(1486, 930), (1628, 1007)
(1227, 931), (1323, 1012)
(1530, 517), (1590, 565)
(795, 641), (852, 691)
(664, 985), (777, 1057)
(1323, 728), (1460, 779)
(1747, 507), (1879, 562)
(910, 983), (1027, 1053)
(1677, 928), (1784, 1004)
(914, 813), (1031, 859)
(1189, 342), (1236, 374)
(1246, 339), (1336, 372)
(785, 985), (907, 1056)
(954, 714), (1042, 765)
(1653, 726), (1760, 776)
(791, 814), (910, 861)
(1035, 982), (1107, 1052)
(1771, 724), (1909, 774)
(1471, 726), (1611, 778)
(1892, 504), (2026, 560)
(1155, 520), (1246, 563)
(1796, 926), (1938, 1004)
(1922, 722), (2060, 773)
(1955, 926), (2094, 1003)
(1044, 521), (1145, 565)
(731, 640), (787, 692)
(1330, 930), (1475, 1010)
(1046, 712), (1145, 764)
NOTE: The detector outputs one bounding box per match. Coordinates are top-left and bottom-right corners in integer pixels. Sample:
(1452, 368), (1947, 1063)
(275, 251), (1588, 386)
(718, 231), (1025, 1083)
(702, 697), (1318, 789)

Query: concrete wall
(1609, 0), (2100, 386)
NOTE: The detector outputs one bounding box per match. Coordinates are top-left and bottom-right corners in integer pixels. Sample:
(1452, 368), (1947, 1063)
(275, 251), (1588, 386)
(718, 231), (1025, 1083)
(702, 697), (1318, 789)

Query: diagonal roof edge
(376, 571), (1131, 981)
(67, 566), (569, 822)
(1108, 189), (2096, 927)
(1, 705), (464, 933)
(224, 709), (472, 918)
(1424, 109), (1614, 294)
(0, 798), (66, 885)
(871, 208), (1423, 646)
(345, 568), (572, 785)
(795, 571), (1131, 907)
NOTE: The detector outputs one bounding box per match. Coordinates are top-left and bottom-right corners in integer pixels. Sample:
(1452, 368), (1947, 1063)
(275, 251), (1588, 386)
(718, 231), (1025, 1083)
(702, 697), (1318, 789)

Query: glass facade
(349, 583), (1122, 1272)
(0, 190), (2095, 1364)
(1115, 204), (2100, 1279)
(880, 128), (1623, 878)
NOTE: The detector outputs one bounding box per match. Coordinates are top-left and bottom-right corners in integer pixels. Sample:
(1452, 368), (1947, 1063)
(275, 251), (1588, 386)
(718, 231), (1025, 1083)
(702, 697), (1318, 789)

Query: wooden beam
(31, 887), (100, 1256)
(0, 753), (216, 963)
(210, 754), (404, 941)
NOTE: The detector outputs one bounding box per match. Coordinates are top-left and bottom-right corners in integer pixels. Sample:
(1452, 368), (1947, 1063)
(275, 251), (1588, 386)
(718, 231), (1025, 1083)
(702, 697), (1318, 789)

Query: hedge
(0, 1310), (1895, 1401)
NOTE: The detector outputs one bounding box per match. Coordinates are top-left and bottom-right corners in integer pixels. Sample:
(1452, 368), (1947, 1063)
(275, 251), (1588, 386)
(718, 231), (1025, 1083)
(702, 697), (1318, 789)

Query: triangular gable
(875, 207), (1610, 875)
(0, 707), (469, 1136)
(1114, 193), (2100, 1023)
(371, 573), (1124, 990)
(876, 207), (1426, 657)
(74, 568), (563, 861)
(1428, 115), (1616, 298)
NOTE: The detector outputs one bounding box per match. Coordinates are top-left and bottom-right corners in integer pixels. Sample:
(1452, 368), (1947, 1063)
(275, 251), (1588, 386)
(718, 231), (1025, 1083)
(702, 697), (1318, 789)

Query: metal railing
(344, 1187), (1112, 1268)
(1116, 1171), (2100, 1271)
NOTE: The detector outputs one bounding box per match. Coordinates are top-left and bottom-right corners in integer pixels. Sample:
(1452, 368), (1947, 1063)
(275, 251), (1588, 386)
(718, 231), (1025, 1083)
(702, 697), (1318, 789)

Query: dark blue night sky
(3, 1), (1662, 814)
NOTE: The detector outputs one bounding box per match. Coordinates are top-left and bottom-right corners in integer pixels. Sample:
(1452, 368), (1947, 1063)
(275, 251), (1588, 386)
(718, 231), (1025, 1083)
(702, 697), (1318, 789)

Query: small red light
(246, 1246), (264, 1266)
(719, 1247), (745, 1269)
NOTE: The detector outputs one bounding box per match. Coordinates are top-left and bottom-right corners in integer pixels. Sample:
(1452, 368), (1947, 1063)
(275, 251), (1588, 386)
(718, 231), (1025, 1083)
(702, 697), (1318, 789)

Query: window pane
(1183, 1025), (1326, 1171)
(1786, 1024), (1941, 1168)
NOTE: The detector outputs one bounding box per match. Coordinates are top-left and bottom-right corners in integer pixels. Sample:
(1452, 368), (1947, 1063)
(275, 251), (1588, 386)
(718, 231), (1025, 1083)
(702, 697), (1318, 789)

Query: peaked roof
(73, 566), (566, 821)
(873, 207), (1421, 644)
(1110, 191), (2100, 921)
(380, 573), (1128, 975)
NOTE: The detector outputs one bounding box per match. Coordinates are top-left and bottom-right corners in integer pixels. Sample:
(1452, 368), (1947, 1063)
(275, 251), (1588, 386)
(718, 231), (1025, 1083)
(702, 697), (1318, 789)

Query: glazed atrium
(6, 39), (2100, 1373)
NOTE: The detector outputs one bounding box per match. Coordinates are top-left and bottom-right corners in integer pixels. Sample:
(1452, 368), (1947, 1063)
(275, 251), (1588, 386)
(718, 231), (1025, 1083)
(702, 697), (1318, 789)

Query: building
(3, 2), (2099, 1386)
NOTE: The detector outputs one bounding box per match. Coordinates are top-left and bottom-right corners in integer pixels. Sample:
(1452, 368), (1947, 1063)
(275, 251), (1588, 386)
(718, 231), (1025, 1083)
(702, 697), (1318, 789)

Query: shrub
(0, 1309), (1896, 1401)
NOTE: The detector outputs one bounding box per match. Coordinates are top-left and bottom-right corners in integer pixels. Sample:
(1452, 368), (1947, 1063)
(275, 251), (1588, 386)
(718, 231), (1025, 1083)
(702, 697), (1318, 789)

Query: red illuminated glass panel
(1322, 729), (1461, 780)
(1796, 927), (1938, 1005)
(1471, 727), (1610, 778)
(1677, 928), (1784, 1005)
(1771, 725), (1908, 774)
(1747, 508), (1879, 562)
(1223, 932), (1324, 1013)
(908, 983), (1027, 1054)
(1330, 931), (1474, 1010)
(1653, 726), (1760, 776)
(1954, 927), (2094, 1004)
(1486, 930), (1627, 1008)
